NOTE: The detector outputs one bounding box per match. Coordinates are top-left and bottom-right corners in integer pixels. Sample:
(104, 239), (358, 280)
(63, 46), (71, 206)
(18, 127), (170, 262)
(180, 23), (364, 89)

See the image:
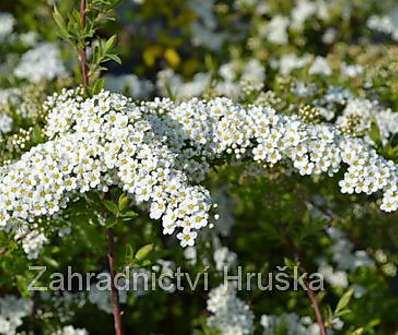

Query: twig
(79, 0), (89, 87)
(304, 279), (327, 335)
(284, 238), (327, 335)
(106, 228), (124, 335)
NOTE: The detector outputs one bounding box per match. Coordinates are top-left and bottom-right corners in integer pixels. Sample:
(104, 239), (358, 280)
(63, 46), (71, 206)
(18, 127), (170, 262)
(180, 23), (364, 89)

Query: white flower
(291, 0), (317, 30)
(0, 114), (13, 134)
(53, 326), (89, 335)
(341, 63), (364, 78)
(0, 13), (15, 41)
(266, 16), (290, 45)
(214, 247), (237, 272)
(309, 56), (331, 76)
(176, 230), (197, 247)
(368, 15), (398, 41)
(105, 74), (153, 99)
(275, 53), (311, 75)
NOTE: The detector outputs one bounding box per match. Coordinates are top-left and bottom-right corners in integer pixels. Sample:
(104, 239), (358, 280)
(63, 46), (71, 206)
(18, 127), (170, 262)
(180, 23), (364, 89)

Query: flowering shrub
(1, 0), (398, 334)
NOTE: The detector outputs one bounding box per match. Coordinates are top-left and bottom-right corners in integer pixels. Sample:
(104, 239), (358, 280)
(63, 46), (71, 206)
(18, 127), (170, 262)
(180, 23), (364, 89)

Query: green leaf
(103, 200), (119, 216)
(121, 210), (138, 218)
(125, 244), (134, 260)
(104, 35), (117, 52)
(118, 194), (129, 212)
(90, 78), (105, 95)
(53, 6), (70, 39)
(32, 125), (45, 144)
(335, 288), (353, 314)
(351, 328), (364, 335)
(369, 118), (382, 147)
(107, 54), (122, 64)
(135, 244), (153, 261)
(43, 256), (60, 268)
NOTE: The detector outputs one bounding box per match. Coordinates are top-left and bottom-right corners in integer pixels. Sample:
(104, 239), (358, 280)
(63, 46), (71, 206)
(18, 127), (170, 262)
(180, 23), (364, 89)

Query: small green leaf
(118, 194), (129, 212)
(103, 200), (119, 216)
(104, 35), (117, 52)
(32, 125), (45, 144)
(135, 244), (153, 261)
(43, 256), (60, 268)
(351, 328), (364, 335)
(121, 210), (138, 218)
(335, 288), (353, 314)
(53, 6), (70, 39)
(369, 118), (382, 147)
(126, 244), (134, 259)
(107, 53), (122, 64)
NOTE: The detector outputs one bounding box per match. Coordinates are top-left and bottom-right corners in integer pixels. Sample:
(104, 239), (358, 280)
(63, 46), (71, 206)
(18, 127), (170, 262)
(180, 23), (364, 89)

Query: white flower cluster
(341, 63), (364, 78)
(2, 91), (398, 256)
(265, 15), (290, 45)
(336, 98), (375, 134)
(272, 53), (311, 75)
(105, 74), (153, 99)
(263, 0), (331, 45)
(0, 90), (214, 249)
(17, 228), (48, 259)
(326, 227), (374, 271)
(190, 0), (226, 50)
(214, 246), (238, 272)
(367, 15), (398, 41)
(261, 313), (321, 335)
(308, 56), (331, 76)
(217, 59), (265, 98)
(0, 295), (33, 335)
(0, 114), (13, 135)
(375, 108), (398, 144)
(335, 97), (398, 144)
(53, 326), (89, 335)
(317, 227), (374, 293)
(0, 12), (15, 41)
(206, 284), (254, 335)
(317, 262), (349, 289)
(291, 81), (317, 98)
(157, 69), (211, 100)
(157, 59), (265, 101)
(317, 86), (353, 110)
(261, 313), (344, 335)
(14, 43), (67, 83)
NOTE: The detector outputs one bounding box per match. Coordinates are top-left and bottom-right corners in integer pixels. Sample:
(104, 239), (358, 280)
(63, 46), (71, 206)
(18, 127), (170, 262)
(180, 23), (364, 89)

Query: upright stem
(79, 0), (89, 87)
(106, 228), (124, 335)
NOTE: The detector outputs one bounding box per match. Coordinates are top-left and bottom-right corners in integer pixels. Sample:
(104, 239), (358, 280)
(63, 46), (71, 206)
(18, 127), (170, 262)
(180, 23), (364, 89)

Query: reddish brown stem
(305, 281), (327, 335)
(79, 0), (89, 87)
(106, 228), (124, 335)
(284, 238), (327, 335)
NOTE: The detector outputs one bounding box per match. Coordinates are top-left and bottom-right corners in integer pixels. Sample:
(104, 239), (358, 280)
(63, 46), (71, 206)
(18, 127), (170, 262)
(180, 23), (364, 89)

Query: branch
(304, 279), (327, 335)
(79, 0), (89, 87)
(106, 228), (125, 335)
(284, 238), (327, 335)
